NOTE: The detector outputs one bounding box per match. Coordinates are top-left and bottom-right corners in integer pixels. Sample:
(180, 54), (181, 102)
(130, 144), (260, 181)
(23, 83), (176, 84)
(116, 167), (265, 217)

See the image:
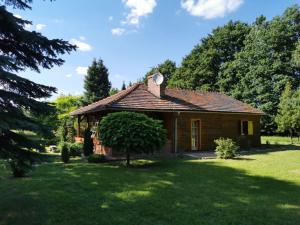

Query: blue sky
(10, 0), (300, 98)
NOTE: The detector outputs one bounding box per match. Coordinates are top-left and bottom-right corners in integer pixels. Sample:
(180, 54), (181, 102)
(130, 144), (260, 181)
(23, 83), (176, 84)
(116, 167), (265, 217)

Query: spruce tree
(121, 81), (126, 90)
(0, 0), (76, 176)
(83, 59), (111, 105)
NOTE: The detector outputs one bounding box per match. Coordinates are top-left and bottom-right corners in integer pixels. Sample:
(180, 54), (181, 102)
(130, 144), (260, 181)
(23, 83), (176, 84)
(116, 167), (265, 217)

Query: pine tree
(121, 81), (126, 90)
(0, 0), (76, 176)
(83, 59), (111, 105)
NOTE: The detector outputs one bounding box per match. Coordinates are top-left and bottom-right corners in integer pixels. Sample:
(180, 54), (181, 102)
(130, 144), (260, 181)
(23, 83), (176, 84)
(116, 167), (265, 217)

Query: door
(191, 120), (201, 150)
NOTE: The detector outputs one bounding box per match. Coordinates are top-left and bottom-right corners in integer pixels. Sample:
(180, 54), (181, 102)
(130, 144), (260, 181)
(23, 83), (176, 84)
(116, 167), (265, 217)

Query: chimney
(147, 72), (165, 98)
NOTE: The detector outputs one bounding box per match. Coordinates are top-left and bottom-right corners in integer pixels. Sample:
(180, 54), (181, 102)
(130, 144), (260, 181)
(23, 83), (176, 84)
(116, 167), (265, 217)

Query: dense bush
(98, 112), (167, 166)
(7, 158), (31, 177)
(83, 128), (94, 156)
(68, 142), (83, 157)
(61, 143), (70, 163)
(214, 138), (239, 159)
(87, 154), (106, 163)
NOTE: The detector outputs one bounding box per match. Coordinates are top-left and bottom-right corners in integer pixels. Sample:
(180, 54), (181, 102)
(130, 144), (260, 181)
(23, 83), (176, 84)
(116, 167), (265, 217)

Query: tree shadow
(0, 158), (300, 225)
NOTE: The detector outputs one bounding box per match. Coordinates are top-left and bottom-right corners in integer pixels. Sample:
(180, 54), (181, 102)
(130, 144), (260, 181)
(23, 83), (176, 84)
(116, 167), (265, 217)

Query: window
(240, 120), (253, 135)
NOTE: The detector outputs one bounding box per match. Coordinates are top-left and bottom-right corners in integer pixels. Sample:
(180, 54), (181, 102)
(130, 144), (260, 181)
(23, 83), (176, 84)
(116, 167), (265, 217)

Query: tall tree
(275, 84), (300, 142)
(54, 95), (83, 142)
(219, 6), (300, 131)
(0, 0), (76, 176)
(83, 59), (111, 105)
(168, 21), (250, 90)
(121, 81), (126, 90)
(144, 59), (177, 86)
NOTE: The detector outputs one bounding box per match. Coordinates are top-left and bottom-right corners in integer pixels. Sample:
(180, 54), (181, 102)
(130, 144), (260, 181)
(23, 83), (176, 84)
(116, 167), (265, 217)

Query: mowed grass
(1, 146), (300, 225)
(262, 135), (300, 144)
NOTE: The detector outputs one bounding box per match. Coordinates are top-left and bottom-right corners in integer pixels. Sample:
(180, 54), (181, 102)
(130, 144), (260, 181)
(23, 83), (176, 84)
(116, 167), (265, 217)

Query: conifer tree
(121, 81), (126, 90)
(83, 59), (111, 105)
(0, 0), (76, 176)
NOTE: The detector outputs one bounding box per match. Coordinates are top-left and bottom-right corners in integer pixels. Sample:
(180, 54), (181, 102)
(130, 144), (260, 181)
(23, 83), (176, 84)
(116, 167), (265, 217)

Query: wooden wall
(76, 110), (262, 155)
(175, 112), (261, 151)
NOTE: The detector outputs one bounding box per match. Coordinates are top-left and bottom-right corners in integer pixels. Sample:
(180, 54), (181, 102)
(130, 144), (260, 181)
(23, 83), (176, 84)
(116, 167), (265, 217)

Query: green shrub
(68, 142), (83, 157)
(83, 128), (94, 157)
(87, 154), (106, 163)
(7, 158), (31, 177)
(98, 112), (167, 166)
(61, 143), (70, 163)
(214, 138), (239, 159)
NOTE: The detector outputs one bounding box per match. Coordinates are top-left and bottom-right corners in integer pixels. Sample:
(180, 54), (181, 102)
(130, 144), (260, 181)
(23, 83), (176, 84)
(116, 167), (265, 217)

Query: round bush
(98, 112), (166, 166)
(68, 142), (83, 157)
(214, 138), (239, 159)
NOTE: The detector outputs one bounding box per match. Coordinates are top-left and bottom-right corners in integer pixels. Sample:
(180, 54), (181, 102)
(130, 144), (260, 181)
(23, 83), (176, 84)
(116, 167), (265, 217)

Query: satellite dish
(152, 72), (164, 85)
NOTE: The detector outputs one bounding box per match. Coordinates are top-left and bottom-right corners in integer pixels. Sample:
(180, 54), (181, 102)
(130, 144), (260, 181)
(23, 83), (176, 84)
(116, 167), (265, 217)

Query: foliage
(168, 6), (300, 131)
(83, 128), (94, 156)
(68, 142), (83, 157)
(275, 84), (300, 141)
(219, 7), (300, 132)
(293, 40), (300, 67)
(0, 0), (76, 176)
(53, 95), (82, 143)
(98, 112), (167, 166)
(83, 58), (111, 105)
(109, 87), (119, 96)
(144, 60), (177, 86)
(61, 143), (70, 163)
(54, 95), (83, 121)
(7, 158), (31, 177)
(87, 154), (106, 163)
(214, 138), (239, 159)
(168, 21), (250, 90)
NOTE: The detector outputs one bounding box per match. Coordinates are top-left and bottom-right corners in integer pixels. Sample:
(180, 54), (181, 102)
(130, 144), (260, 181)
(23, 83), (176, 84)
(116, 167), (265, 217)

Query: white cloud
(79, 36), (86, 40)
(36, 24), (46, 31)
(108, 16), (113, 21)
(24, 24), (32, 30)
(181, 0), (243, 19)
(70, 38), (92, 52)
(122, 0), (157, 26)
(111, 28), (126, 36)
(14, 14), (22, 19)
(76, 67), (88, 75)
(66, 74), (72, 78)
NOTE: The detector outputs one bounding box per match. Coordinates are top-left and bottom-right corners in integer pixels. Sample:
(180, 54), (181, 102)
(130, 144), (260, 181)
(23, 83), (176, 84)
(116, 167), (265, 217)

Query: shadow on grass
(241, 144), (300, 157)
(0, 158), (300, 225)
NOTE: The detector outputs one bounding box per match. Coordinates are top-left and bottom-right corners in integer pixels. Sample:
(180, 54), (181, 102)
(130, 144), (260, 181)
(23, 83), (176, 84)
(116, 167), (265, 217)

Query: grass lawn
(1, 146), (300, 225)
(262, 135), (300, 144)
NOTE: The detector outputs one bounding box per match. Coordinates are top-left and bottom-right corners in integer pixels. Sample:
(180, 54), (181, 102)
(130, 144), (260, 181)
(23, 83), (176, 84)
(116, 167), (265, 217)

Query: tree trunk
(290, 129), (293, 144)
(126, 153), (130, 167)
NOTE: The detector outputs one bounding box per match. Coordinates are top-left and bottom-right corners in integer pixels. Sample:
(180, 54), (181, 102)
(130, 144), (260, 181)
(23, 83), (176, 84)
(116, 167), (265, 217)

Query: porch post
(77, 115), (81, 137)
(173, 112), (179, 153)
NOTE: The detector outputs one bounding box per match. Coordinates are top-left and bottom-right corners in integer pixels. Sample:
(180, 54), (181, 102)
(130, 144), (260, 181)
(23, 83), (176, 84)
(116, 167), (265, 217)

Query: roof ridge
(106, 83), (142, 106)
(70, 83), (141, 116)
(166, 87), (224, 94)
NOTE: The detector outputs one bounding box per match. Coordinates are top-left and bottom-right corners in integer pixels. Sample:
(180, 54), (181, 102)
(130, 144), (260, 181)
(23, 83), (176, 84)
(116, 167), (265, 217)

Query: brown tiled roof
(70, 83), (264, 116)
